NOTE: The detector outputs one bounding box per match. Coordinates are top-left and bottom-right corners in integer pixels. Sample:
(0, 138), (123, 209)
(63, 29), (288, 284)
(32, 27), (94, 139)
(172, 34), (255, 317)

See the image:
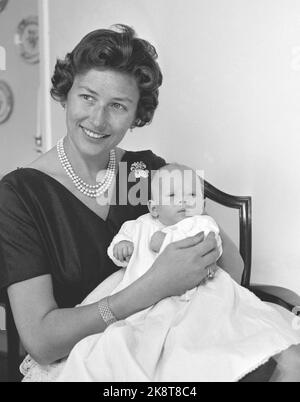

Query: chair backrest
(0, 181), (252, 382)
(204, 180), (252, 288)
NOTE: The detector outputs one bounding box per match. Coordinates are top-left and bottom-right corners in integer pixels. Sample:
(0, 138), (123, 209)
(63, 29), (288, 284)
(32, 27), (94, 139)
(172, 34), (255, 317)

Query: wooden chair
(0, 181), (299, 382)
(204, 180), (252, 287)
(204, 180), (300, 310)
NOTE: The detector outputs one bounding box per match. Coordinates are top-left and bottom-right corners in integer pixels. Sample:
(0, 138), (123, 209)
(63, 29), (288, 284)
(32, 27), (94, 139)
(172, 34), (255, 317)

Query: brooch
(130, 161), (149, 178)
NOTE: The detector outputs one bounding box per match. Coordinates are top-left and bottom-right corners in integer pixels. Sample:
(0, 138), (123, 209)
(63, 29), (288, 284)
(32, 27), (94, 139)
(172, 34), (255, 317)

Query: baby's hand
(150, 231), (167, 253)
(113, 240), (134, 263)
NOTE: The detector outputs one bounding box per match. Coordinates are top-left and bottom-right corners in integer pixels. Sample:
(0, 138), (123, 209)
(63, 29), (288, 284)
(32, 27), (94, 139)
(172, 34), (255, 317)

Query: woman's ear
(148, 200), (159, 218)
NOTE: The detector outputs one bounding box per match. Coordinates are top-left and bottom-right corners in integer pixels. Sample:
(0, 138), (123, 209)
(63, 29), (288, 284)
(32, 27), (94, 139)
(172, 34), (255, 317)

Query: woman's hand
(144, 231), (219, 300)
(110, 232), (219, 322)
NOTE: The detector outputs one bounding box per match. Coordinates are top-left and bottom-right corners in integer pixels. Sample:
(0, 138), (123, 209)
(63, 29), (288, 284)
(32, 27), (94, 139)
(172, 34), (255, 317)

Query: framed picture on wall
(0, 0), (9, 13)
(0, 80), (14, 124)
(15, 15), (39, 64)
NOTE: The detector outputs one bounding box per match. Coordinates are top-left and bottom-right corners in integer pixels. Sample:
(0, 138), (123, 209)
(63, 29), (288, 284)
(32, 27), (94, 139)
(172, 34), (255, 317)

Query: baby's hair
(151, 163), (204, 182)
(150, 163), (204, 200)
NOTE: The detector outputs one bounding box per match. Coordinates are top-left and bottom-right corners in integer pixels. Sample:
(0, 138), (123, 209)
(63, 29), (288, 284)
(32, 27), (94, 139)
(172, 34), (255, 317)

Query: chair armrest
(249, 284), (300, 312)
(0, 294), (7, 330)
(0, 304), (6, 331)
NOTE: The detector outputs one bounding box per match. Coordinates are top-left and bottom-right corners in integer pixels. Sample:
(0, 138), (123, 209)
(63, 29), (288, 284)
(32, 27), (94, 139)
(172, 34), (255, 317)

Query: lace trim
(20, 354), (66, 382)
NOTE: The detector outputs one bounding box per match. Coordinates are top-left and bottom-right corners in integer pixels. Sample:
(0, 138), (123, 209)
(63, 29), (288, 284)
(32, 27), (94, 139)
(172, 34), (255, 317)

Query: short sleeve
(0, 181), (50, 296)
(147, 150), (166, 171)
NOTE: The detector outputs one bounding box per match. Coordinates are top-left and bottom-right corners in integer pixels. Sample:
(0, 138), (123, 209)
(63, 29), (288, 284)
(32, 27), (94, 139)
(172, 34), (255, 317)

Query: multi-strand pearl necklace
(56, 137), (116, 198)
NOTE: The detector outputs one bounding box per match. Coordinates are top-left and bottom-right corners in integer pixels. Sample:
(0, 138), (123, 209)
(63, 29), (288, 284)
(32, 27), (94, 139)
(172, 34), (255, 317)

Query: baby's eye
(169, 193), (175, 197)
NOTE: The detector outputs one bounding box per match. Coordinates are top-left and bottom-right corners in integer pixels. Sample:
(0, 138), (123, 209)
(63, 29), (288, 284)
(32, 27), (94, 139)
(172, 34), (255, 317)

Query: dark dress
(0, 150), (166, 308)
(0, 149), (279, 381)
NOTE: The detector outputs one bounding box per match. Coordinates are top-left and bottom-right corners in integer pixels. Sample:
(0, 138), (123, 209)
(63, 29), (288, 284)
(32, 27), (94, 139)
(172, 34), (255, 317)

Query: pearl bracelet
(98, 297), (118, 327)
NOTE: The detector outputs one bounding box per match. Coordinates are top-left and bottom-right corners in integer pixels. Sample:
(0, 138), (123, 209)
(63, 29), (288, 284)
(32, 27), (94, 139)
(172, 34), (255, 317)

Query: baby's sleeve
(194, 215), (223, 258)
(107, 220), (138, 268)
(160, 216), (223, 258)
(159, 220), (195, 254)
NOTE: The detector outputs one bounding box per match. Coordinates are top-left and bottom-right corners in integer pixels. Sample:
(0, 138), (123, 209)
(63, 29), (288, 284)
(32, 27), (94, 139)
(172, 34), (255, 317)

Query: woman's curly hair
(50, 24), (163, 128)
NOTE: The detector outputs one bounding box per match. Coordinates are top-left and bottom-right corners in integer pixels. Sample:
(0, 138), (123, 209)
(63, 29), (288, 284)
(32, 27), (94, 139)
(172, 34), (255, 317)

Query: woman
(4, 24), (297, 382)
(0, 25), (229, 369)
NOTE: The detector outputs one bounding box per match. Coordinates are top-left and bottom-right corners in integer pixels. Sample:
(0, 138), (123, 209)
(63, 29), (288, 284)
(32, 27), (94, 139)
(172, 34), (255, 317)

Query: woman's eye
(111, 103), (126, 111)
(80, 94), (94, 102)
(169, 194), (175, 197)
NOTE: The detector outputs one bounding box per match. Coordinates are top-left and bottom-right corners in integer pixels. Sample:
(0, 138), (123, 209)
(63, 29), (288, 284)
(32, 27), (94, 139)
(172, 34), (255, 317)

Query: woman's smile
(80, 125), (110, 140)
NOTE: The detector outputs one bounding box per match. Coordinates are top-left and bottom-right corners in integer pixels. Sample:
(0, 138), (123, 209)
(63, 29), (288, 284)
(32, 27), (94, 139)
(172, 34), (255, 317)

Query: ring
(207, 266), (215, 280)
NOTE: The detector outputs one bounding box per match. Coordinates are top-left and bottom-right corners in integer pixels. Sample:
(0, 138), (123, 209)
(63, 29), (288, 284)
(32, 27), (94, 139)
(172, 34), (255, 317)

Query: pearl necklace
(56, 137), (116, 198)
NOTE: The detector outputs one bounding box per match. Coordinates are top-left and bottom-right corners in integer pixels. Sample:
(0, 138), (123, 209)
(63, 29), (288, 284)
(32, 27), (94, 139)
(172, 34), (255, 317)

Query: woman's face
(65, 68), (140, 156)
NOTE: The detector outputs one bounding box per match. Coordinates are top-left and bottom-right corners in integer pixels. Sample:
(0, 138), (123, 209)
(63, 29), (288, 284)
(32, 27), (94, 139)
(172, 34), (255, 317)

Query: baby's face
(149, 167), (204, 226)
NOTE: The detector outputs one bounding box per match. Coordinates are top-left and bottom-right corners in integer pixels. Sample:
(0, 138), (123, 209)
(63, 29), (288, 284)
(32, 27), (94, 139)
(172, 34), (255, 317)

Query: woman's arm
(217, 226), (244, 284)
(8, 275), (108, 365)
(8, 232), (219, 365)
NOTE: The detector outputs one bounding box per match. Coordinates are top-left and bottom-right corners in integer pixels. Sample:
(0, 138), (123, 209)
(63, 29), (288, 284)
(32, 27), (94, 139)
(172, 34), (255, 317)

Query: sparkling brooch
(130, 161), (149, 178)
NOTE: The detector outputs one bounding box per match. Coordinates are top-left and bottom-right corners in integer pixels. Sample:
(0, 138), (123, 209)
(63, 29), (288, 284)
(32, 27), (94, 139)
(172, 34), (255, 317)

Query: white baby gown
(22, 214), (300, 382)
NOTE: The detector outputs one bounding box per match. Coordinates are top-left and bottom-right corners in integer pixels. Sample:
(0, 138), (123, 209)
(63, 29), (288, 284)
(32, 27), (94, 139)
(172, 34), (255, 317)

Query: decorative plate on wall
(0, 80), (14, 124)
(15, 15), (39, 64)
(0, 0), (9, 13)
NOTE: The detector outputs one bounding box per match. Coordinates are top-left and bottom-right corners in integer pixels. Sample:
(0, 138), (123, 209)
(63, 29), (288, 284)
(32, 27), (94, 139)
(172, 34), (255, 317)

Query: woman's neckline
(20, 150), (132, 223)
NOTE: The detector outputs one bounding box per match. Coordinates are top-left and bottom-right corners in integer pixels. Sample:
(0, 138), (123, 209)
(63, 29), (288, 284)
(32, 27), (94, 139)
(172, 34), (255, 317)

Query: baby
(108, 163), (222, 295)
(21, 163), (216, 381)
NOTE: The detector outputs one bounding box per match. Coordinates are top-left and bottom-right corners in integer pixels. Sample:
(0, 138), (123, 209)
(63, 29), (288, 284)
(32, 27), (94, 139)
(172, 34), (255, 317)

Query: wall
(0, 0), (39, 352)
(42, 0), (300, 294)
(0, 0), (39, 176)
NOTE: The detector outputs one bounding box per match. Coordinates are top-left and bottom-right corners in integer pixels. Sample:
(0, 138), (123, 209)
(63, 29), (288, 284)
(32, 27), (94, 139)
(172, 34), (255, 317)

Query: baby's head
(148, 163), (205, 226)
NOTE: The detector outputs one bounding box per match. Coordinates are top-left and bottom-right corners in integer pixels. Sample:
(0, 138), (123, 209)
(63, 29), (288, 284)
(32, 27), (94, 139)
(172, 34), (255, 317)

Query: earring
(129, 119), (141, 132)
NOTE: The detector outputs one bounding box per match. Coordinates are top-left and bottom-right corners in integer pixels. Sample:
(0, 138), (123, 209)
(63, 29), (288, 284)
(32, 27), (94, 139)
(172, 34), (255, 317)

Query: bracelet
(98, 297), (118, 327)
